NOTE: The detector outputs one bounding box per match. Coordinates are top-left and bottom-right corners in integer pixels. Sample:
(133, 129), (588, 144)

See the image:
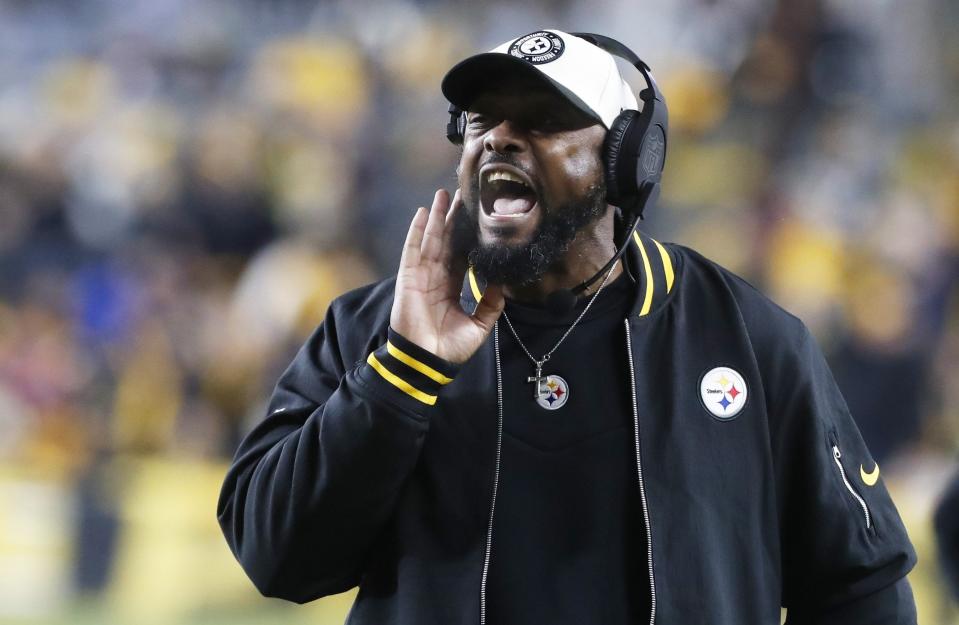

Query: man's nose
(483, 120), (528, 154)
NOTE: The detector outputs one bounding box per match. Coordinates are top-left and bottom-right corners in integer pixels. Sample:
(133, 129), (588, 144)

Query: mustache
(480, 153), (524, 169)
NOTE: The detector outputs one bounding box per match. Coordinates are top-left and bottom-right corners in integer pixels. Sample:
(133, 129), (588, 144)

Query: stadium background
(0, 0), (957, 623)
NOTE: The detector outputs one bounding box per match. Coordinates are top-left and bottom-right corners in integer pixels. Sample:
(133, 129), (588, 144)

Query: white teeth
(486, 170), (528, 187)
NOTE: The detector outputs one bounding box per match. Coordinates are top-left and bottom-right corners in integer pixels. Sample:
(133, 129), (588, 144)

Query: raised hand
(390, 188), (505, 364)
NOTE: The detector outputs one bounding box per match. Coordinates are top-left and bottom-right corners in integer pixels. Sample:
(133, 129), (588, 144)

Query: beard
(449, 168), (607, 287)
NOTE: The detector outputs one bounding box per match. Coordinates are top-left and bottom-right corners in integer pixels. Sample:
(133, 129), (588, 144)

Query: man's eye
(468, 114), (493, 128)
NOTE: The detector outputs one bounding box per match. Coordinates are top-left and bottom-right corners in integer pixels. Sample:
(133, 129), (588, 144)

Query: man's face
(451, 78), (608, 286)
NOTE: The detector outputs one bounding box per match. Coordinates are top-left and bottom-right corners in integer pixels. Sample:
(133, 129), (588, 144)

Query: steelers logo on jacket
(699, 366), (748, 420)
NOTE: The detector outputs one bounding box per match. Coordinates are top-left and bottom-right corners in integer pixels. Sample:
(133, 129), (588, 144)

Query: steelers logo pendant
(536, 374), (570, 410)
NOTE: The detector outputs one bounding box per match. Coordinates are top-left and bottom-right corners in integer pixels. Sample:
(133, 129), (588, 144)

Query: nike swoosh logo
(860, 463), (880, 486)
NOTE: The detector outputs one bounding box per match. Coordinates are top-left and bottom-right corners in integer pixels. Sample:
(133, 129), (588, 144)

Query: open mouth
(479, 165), (538, 217)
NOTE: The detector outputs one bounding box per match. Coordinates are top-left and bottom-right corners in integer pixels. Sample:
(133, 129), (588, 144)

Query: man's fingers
(471, 283), (505, 332)
(420, 189), (449, 262)
(445, 188), (461, 226)
(400, 206), (428, 270)
(440, 188), (462, 266)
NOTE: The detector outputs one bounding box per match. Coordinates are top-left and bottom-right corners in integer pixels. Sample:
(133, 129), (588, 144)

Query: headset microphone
(544, 197), (647, 316)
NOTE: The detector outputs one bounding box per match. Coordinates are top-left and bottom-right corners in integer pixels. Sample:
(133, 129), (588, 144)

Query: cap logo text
(509, 31), (565, 65)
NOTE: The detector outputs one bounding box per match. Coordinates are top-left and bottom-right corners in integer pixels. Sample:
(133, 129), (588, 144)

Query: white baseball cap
(441, 29), (639, 129)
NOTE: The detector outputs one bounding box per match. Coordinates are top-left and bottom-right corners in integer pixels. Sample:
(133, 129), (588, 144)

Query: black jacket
(934, 467), (959, 601)
(217, 230), (917, 624)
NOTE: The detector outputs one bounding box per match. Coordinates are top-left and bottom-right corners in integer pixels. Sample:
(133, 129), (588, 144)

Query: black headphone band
(568, 32), (663, 105)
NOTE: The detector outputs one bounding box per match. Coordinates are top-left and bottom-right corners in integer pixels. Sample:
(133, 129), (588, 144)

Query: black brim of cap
(441, 52), (602, 125)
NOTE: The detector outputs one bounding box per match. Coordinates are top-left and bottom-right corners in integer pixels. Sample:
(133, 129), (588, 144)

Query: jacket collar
(459, 228), (679, 319)
(625, 228), (678, 318)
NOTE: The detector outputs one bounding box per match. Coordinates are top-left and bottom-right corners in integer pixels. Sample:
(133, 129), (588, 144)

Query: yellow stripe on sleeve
(387, 341), (453, 385)
(468, 266), (483, 303)
(633, 231), (654, 316)
(367, 353), (437, 405)
(652, 238), (674, 293)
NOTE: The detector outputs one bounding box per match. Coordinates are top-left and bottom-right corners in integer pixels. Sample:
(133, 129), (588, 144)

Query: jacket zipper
(831, 444), (871, 529)
(480, 323), (505, 625)
(480, 321), (657, 625)
(625, 320), (657, 625)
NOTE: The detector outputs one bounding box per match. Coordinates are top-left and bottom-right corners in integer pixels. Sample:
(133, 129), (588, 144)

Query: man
(217, 29), (917, 624)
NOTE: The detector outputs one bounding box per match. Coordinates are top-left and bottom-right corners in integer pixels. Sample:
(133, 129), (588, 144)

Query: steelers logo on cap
(509, 31), (565, 65)
(699, 366), (748, 420)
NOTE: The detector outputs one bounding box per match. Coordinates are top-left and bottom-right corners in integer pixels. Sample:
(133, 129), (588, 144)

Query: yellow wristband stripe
(387, 341), (453, 385)
(367, 353), (437, 406)
(652, 238), (674, 293)
(633, 231), (654, 316)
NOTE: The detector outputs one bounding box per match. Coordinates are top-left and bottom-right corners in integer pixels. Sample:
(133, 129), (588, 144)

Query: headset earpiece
(447, 104), (466, 145)
(604, 98), (667, 217)
(603, 109), (643, 208)
(572, 33), (668, 218)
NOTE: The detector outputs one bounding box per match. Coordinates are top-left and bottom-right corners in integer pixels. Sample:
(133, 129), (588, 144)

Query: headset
(445, 32), (668, 221)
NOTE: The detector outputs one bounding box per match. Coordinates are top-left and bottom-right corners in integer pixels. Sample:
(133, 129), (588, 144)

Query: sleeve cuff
(362, 328), (461, 407)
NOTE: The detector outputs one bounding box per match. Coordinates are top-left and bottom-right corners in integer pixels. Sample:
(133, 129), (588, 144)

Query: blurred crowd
(0, 0), (956, 623)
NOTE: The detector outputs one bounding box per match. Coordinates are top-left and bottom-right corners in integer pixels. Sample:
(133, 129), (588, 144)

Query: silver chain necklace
(501, 261), (618, 404)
